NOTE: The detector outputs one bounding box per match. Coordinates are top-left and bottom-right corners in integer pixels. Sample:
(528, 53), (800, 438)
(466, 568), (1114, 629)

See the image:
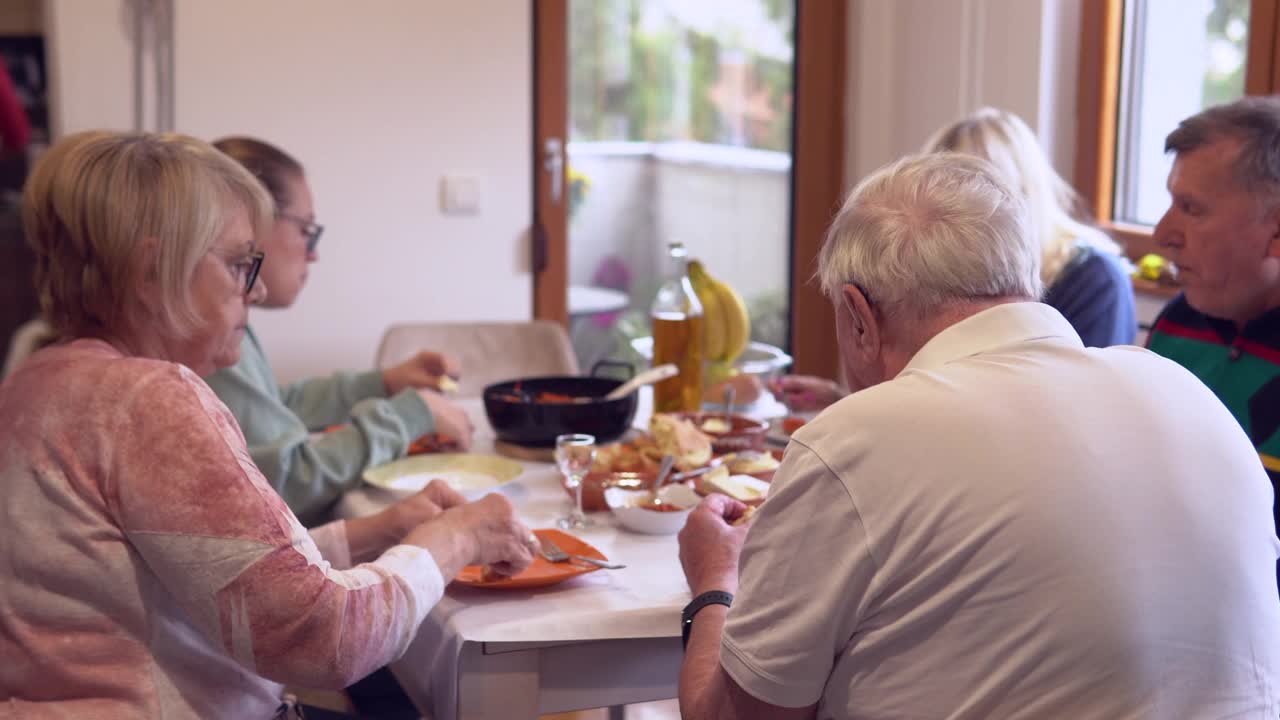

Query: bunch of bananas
(687, 260), (751, 383)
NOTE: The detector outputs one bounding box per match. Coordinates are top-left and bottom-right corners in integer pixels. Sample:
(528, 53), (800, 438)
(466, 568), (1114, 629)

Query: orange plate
(455, 529), (608, 590)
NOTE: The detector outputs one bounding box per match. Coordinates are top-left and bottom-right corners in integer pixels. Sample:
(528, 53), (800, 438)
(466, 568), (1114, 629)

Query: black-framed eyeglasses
(238, 251), (265, 295)
(277, 212), (324, 253)
(213, 249), (264, 295)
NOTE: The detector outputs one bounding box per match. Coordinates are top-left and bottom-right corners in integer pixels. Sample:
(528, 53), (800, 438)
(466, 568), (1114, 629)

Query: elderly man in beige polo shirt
(676, 152), (1280, 719)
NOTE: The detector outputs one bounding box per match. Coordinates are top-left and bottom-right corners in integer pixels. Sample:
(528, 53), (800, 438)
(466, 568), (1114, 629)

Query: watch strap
(681, 590), (733, 650)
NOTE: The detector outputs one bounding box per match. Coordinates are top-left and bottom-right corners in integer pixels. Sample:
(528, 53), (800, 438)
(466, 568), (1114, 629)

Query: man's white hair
(817, 152), (1042, 317)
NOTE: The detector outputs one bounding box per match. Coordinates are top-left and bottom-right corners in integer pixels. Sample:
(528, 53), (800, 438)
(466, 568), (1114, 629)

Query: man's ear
(840, 283), (880, 352)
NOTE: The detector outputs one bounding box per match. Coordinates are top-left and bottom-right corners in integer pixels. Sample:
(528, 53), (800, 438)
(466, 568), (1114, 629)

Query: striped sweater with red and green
(1147, 294), (1280, 497)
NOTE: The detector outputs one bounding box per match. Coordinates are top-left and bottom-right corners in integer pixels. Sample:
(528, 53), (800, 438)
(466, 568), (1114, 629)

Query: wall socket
(440, 175), (481, 215)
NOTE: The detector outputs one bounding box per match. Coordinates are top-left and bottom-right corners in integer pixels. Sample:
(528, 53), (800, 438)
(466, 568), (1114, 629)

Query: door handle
(544, 137), (564, 206)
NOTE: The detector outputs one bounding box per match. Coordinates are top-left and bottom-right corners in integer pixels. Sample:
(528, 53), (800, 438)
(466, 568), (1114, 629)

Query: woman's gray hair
(817, 152), (1042, 317)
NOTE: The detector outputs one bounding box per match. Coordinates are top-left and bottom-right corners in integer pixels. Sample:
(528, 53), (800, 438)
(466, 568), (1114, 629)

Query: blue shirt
(1042, 246), (1137, 347)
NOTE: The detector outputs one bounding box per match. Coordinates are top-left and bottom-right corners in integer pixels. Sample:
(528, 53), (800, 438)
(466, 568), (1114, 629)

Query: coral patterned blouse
(0, 340), (444, 718)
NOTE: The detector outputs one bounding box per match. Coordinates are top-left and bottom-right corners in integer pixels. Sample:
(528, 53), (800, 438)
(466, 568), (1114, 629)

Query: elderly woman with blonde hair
(774, 108), (1136, 411)
(0, 131), (538, 718)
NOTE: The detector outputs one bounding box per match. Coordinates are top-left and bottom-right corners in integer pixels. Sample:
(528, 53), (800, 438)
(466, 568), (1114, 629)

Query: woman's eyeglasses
(277, 212), (324, 253)
(237, 251), (265, 295)
(213, 249), (265, 295)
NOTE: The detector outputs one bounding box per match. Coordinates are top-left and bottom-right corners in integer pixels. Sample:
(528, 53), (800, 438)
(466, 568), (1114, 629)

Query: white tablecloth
(335, 391), (697, 717)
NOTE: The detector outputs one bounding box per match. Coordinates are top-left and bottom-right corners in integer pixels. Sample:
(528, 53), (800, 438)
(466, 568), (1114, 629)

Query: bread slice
(727, 451), (779, 475)
(732, 505), (758, 527)
(649, 413), (713, 470)
(700, 472), (770, 505)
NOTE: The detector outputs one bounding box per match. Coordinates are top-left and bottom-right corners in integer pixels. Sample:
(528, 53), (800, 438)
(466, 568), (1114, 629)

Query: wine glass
(555, 433), (597, 530)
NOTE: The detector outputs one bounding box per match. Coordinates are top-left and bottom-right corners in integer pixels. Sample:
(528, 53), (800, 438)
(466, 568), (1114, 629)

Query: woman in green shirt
(205, 137), (473, 526)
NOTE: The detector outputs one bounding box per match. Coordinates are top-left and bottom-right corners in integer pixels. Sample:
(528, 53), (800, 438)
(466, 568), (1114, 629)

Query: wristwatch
(681, 590), (734, 650)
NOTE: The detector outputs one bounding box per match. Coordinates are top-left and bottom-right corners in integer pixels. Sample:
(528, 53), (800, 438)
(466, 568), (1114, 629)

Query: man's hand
(416, 390), (475, 450)
(678, 495), (818, 720)
(679, 494), (751, 596)
(384, 350), (460, 395)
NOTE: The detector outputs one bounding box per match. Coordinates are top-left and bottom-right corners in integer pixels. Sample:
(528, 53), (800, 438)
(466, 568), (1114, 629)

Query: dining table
(336, 389), (787, 720)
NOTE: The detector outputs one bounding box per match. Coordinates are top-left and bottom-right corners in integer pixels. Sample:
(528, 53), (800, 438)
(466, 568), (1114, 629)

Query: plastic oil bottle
(651, 242), (704, 412)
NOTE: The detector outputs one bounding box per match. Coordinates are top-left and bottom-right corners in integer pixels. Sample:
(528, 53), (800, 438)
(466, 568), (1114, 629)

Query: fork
(539, 536), (626, 569)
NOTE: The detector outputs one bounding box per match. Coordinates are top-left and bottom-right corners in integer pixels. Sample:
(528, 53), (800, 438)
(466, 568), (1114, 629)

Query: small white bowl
(604, 483), (701, 535)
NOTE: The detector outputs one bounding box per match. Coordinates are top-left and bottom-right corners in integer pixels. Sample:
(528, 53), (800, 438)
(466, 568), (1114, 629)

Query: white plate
(363, 454), (523, 499)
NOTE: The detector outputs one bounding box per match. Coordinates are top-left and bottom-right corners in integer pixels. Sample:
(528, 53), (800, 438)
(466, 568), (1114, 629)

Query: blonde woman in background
(925, 107), (1135, 347)
(774, 108), (1137, 411)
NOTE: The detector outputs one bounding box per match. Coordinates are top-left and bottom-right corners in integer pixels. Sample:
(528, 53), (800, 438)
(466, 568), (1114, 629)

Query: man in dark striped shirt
(1147, 97), (1280, 590)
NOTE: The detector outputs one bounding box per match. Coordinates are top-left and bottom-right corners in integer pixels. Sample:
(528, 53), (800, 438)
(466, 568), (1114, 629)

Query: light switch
(441, 175), (481, 215)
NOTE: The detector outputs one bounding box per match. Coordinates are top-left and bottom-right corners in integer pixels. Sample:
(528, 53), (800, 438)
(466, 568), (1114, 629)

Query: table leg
(607, 705), (626, 720)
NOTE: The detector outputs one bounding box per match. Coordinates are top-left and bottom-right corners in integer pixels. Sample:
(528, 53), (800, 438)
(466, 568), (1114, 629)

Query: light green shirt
(205, 326), (434, 525)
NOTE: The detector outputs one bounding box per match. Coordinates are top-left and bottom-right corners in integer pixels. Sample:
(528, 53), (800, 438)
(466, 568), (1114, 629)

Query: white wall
(846, 0), (1081, 189)
(45, 0), (134, 134)
(45, 0), (532, 382)
(843, 0), (1183, 337)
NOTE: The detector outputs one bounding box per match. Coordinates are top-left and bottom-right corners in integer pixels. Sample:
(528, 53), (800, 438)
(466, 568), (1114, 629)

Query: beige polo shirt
(722, 302), (1280, 718)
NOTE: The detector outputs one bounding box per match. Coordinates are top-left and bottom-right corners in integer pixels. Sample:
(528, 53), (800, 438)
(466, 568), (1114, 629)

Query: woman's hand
(401, 493), (538, 580)
(767, 375), (844, 412)
(349, 479), (471, 562)
(384, 350), (460, 395)
(416, 390), (475, 451)
(386, 478), (467, 534)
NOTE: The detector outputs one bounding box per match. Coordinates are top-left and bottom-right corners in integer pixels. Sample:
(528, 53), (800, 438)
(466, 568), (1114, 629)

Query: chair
(375, 321), (580, 396)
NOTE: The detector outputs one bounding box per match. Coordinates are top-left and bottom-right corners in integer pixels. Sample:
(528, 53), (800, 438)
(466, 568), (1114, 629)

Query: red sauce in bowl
(640, 502), (685, 513)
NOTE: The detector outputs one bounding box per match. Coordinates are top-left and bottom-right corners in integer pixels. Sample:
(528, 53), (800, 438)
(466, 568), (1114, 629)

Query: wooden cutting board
(492, 430), (643, 464)
(493, 440), (557, 463)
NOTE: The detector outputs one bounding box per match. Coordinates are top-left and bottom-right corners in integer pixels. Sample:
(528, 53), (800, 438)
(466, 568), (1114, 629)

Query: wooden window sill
(1131, 276), (1180, 299)
(1096, 220), (1179, 298)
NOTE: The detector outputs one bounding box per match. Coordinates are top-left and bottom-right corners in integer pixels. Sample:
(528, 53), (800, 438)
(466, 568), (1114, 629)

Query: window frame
(1074, 0), (1280, 297)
